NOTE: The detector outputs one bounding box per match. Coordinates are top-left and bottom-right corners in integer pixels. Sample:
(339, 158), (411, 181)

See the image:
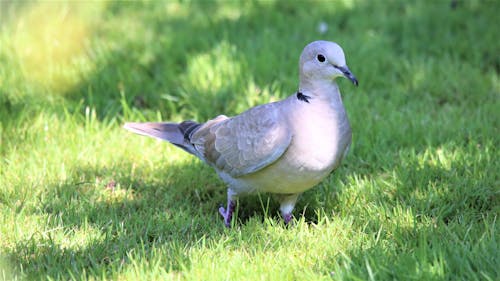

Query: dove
(124, 40), (358, 227)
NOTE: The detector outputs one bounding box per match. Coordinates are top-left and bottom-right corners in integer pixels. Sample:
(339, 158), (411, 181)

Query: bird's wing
(191, 102), (292, 177)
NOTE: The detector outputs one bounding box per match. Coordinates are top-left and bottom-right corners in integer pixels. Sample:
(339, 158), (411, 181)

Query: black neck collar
(296, 91), (311, 103)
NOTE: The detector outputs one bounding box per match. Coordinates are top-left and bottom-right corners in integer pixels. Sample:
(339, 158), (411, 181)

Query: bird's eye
(317, 54), (326, 62)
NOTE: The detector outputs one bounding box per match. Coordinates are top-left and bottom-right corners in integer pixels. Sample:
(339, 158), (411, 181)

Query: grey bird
(124, 40), (358, 227)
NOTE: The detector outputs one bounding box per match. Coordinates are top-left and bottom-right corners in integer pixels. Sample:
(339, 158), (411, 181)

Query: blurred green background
(0, 1), (498, 280)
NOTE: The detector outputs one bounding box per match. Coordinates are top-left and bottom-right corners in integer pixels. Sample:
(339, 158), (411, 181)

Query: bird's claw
(219, 200), (236, 228)
(283, 213), (293, 225)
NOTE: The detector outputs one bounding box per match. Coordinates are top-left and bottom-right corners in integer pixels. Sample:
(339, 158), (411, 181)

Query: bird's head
(299, 40), (358, 87)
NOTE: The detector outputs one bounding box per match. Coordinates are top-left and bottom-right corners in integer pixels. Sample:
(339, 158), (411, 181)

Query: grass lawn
(0, 1), (498, 280)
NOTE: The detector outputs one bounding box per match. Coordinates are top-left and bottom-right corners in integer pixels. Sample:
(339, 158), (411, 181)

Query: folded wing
(192, 103), (292, 177)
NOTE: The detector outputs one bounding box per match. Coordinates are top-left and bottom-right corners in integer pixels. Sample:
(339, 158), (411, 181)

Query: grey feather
(123, 122), (198, 154)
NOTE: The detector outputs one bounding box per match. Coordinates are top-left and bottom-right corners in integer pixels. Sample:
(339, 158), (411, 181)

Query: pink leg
(219, 189), (237, 227)
(279, 193), (300, 225)
(219, 200), (236, 227)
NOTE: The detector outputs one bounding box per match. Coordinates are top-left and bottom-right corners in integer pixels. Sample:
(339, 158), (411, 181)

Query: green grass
(0, 0), (499, 280)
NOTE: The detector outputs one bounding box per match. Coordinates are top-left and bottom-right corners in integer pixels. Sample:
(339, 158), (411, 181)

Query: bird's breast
(285, 100), (351, 173)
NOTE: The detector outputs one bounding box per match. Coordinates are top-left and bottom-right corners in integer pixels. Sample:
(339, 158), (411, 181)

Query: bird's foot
(283, 213), (293, 225)
(219, 200), (236, 228)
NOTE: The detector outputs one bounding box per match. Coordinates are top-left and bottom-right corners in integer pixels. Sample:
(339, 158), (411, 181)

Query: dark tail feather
(177, 121), (202, 141)
(123, 121), (201, 155)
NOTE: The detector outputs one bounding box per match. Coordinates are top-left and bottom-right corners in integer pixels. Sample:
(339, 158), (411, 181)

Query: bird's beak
(336, 65), (358, 86)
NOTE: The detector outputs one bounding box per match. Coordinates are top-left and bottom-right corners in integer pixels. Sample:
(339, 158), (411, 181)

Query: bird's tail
(123, 121), (201, 155)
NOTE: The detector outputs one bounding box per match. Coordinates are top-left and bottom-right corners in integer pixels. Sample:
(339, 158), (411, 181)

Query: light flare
(10, 3), (102, 93)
